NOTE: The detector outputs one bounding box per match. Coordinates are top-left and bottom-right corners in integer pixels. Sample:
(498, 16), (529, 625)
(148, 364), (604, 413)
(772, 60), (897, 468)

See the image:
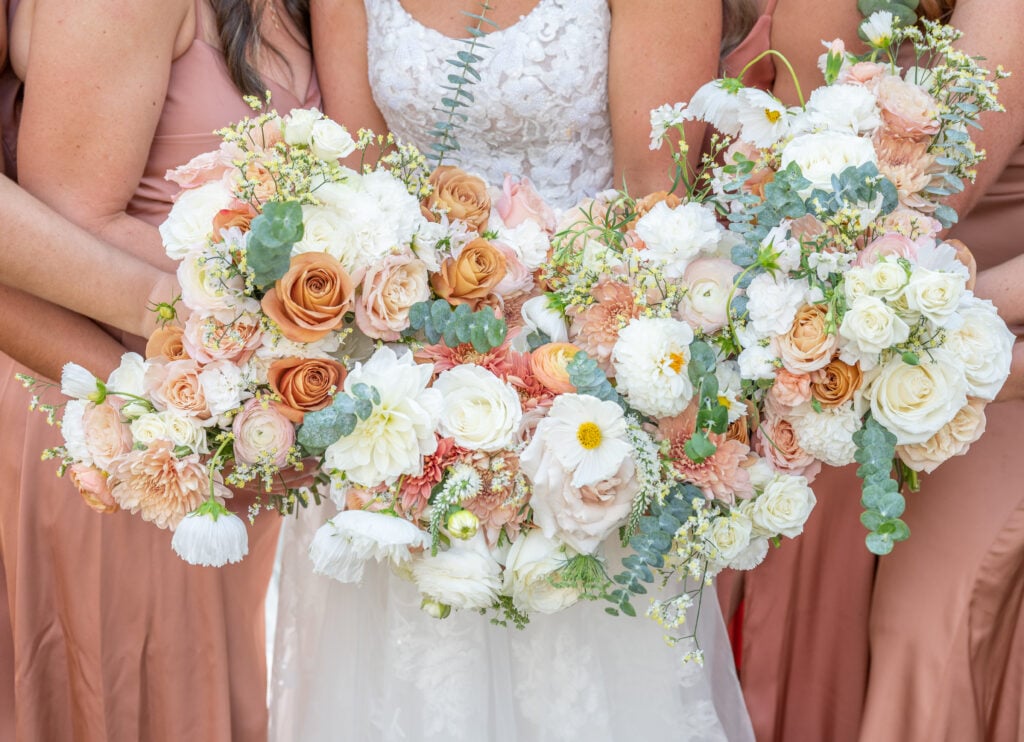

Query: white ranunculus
(780, 131), (878, 196)
(106, 353), (149, 400)
(434, 365), (523, 452)
(679, 258), (738, 333)
(805, 83), (881, 135)
(750, 474), (816, 538)
(838, 295), (911, 369)
(497, 219), (550, 271)
(309, 510), (430, 583)
(903, 267), (966, 328)
(323, 347), (442, 486)
(612, 317), (695, 418)
(159, 410), (209, 453)
(707, 511), (754, 566)
(283, 107), (321, 146)
(310, 118), (356, 161)
(867, 258), (909, 301)
(944, 295), (1015, 400)
(746, 273), (807, 336)
(171, 508), (248, 566)
(788, 401), (861, 467)
(198, 360), (248, 418)
(634, 201), (725, 278)
(519, 295), (569, 344)
(130, 412), (169, 448)
(412, 534), (502, 611)
(61, 399), (92, 465)
(868, 350), (968, 444)
(503, 530), (581, 615)
(159, 180), (235, 260)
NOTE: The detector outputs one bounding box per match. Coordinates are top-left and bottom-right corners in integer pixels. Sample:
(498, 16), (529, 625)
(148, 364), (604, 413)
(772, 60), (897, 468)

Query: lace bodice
(365, 0), (613, 209)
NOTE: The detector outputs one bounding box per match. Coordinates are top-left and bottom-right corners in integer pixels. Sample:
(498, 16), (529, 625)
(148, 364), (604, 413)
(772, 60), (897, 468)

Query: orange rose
(430, 239), (507, 309)
(810, 359), (863, 409)
(531, 343), (580, 394)
(778, 305), (837, 374)
(262, 252), (355, 343)
(422, 165), (491, 233)
(146, 325), (189, 361)
(268, 357), (347, 423)
(212, 203), (257, 242)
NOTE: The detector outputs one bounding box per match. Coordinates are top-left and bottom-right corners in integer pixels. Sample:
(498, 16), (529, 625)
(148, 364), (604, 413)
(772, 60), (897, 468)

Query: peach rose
(267, 356), (346, 423)
(183, 311), (263, 365)
(146, 325), (190, 361)
(354, 254), (430, 341)
(876, 75), (940, 141)
(769, 369), (813, 408)
(108, 440), (216, 529)
(245, 161), (278, 202)
(778, 305), (837, 374)
(896, 398), (987, 474)
(754, 411), (821, 481)
(82, 402), (134, 471)
(69, 463), (119, 514)
(423, 165), (491, 233)
(262, 252), (354, 343)
(854, 232), (919, 267)
(496, 175), (556, 232)
(232, 399), (296, 467)
(810, 359), (863, 409)
(430, 238), (507, 309)
(146, 359), (210, 419)
(530, 343), (580, 394)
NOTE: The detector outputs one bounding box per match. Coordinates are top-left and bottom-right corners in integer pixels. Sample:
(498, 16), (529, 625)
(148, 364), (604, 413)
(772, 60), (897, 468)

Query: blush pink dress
(0, 1), (319, 739)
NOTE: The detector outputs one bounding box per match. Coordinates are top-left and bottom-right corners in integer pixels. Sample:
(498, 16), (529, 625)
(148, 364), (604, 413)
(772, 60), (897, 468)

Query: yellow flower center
(576, 422), (603, 450)
(668, 352), (686, 374)
(764, 108), (781, 123)
(718, 395), (731, 409)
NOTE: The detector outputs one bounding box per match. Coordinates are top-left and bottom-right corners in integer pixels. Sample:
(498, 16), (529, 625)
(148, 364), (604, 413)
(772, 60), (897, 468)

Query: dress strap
(764, 0), (780, 16)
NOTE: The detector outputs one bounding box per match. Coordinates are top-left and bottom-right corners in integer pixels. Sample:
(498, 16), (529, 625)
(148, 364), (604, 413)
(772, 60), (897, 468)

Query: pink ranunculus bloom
(876, 75), (941, 141)
(232, 399), (295, 468)
(496, 175), (557, 233)
(854, 232), (919, 267)
(839, 61), (887, 88)
(183, 311), (263, 366)
(492, 241), (536, 299)
(658, 404), (754, 504)
(754, 410), (822, 482)
(679, 257), (738, 333)
(81, 401), (134, 472)
(69, 463), (119, 514)
(354, 254), (430, 341)
(768, 369), (814, 409)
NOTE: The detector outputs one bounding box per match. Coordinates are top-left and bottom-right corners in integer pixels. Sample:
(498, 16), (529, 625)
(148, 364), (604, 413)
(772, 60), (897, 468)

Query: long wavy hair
(917, 0), (956, 21)
(721, 0), (761, 59)
(212, 0), (311, 97)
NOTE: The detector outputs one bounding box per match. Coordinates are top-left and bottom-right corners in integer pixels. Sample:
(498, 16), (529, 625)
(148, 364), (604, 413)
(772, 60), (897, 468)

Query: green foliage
(566, 351), (622, 406)
(297, 383), (381, 456)
(854, 415), (910, 555)
(684, 341), (729, 465)
(807, 163), (898, 222)
(728, 161), (810, 251)
(247, 201), (305, 289)
(405, 299), (508, 353)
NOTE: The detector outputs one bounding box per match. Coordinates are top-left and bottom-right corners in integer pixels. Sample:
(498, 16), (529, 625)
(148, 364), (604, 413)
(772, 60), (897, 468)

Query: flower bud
(420, 597), (452, 619)
(446, 509), (480, 540)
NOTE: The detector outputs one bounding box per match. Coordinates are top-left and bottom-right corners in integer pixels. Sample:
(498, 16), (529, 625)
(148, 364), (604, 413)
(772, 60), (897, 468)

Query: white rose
(780, 131), (878, 196)
(310, 118), (356, 161)
(746, 458), (776, 491)
(750, 474), (816, 538)
(903, 267), (966, 328)
(843, 268), (872, 305)
(309, 509), (430, 583)
(867, 259), (909, 300)
(867, 350), (968, 444)
(61, 399), (92, 465)
(159, 180), (235, 260)
(412, 535), (502, 611)
(634, 201), (725, 278)
(896, 398), (987, 474)
(158, 410), (209, 453)
(434, 365), (523, 452)
(708, 512), (754, 566)
(746, 273), (806, 336)
(198, 360), (249, 417)
(838, 296), (911, 369)
(283, 107), (321, 146)
(520, 295), (569, 344)
(130, 412), (169, 447)
(503, 531), (581, 615)
(612, 317), (695, 418)
(106, 353), (150, 400)
(943, 295), (1015, 400)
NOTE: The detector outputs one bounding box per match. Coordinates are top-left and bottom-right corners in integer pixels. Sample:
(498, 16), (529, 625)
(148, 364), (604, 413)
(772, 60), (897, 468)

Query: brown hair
(918, 0), (956, 21)
(721, 0), (761, 59)
(212, 0), (311, 98)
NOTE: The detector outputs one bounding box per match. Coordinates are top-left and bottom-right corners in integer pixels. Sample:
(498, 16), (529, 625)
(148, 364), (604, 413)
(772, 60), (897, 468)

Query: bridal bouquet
(672, 11), (1015, 555)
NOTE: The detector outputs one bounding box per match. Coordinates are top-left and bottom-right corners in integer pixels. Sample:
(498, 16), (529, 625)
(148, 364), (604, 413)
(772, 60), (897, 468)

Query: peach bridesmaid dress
(0, 1), (318, 739)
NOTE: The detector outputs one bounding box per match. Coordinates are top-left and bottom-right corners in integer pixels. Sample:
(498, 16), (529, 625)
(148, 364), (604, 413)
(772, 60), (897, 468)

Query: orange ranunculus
(430, 239), (507, 309)
(531, 343), (580, 395)
(262, 252), (355, 343)
(267, 357), (347, 423)
(211, 203), (257, 242)
(146, 325), (190, 361)
(422, 165), (491, 233)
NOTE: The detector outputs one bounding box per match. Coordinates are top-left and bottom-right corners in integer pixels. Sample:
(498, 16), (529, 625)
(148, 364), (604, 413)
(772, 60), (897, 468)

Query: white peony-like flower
(634, 201), (725, 278)
(412, 534), (502, 611)
(787, 401), (861, 467)
(750, 474), (816, 538)
(503, 530), (581, 614)
(746, 273), (807, 336)
(943, 295), (1015, 400)
(519, 295), (569, 344)
(780, 131), (878, 196)
(309, 509), (430, 583)
(198, 360), (248, 418)
(160, 180), (235, 260)
(838, 295), (911, 369)
(310, 118), (356, 161)
(612, 317), (695, 418)
(804, 83), (881, 135)
(106, 353), (150, 401)
(679, 258), (738, 333)
(867, 350), (968, 444)
(707, 511), (754, 567)
(323, 347), (443, 486)
(736, 88), (790, 147)
(903, 267), (966, 328)
(737, 343), (779, 381)
(171, 504), (249, 567)
(283, 107), (321, 146)
(434, 365), (523, 452)
(61, 399), (92, 465)
(496, 219), (551, 271)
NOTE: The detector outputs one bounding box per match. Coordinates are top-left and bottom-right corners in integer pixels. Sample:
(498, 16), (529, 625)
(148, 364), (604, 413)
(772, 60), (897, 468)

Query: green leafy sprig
(854, 414), (910, 555)
(405, 299), (508, 353)
(297, 382), (381, 456)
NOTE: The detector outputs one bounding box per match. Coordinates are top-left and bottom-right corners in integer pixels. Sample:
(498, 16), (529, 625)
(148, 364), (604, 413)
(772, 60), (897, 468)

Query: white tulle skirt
(269, 506), (754, 742)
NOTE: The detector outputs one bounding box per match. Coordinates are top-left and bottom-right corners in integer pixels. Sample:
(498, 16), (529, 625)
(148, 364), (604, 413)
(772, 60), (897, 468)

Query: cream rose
(903, 267), (966, 328)
(750, 473), (816, 538)
(503, 530), (581, 615)
(943, 296), (1015, 400)
(867, 350), (968, 445)
(310, 118), (356, 161)
(866, 258), (910, 301)
(896, 398), (987, 473)
(434, 365), (523, 452)
(707, 512), (754, 567)
(838, 296), (911, 369)
(354, 254), (431, 341)
(283, 107), (320, 146)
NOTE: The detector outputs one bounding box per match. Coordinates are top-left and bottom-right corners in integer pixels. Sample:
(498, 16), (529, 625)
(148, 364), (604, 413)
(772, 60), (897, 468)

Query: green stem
(738, 49), (806, 108)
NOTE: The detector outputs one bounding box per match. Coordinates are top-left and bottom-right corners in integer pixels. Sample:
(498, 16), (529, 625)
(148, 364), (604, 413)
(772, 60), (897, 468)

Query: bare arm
(607, 0), (719, 194)
(976, 253), (1024, 325)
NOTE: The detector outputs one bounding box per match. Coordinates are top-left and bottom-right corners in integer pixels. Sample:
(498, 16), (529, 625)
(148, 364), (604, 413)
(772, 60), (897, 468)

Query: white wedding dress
(268, 1), (754, 740)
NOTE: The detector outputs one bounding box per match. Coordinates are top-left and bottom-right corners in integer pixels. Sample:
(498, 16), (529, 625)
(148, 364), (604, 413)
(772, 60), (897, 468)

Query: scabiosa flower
(171, 499), (249, 567)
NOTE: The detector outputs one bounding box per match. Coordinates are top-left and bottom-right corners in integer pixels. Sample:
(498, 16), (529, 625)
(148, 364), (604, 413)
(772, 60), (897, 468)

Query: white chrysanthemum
(61, 399), (93, 465)
(788, 401), (861, 467)
(533, 393), (631, 488)
(309, 509), (429, 583)
(412, 534), (502, 611)
(612, 317), (695, 418)
(323, 347), (442, 486)
(943, 295), (1015, 400)
(736, 88), (790, 147)
(746, 273), (807, 336)
(61, 362), (103, 402)
(434, 365), (523, 452)
(198, 360), (249, 418)
(727, 534), (770, 571)
(861, 10), (895, 47)
(106, 352), (150, 401)
(635, 201), (725, 278)
(804, 84), (881, 135)
(780, 131), (878, 196)
(649, 101), (693, 150)
(171, 504), (249, 567)
(688, 80), (743, 136)
(159, 180), (235, 260)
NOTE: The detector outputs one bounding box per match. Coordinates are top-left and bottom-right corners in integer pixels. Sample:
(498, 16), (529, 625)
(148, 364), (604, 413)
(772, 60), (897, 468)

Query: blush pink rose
(232, 399), (295, 468)
(354, 254), (430, 341)
(166, 142), (241, 190)
(754, 410), (822, 481)
(81, 401), (134, 471)
(69, 463), (119, 514)
(145, 359), (211, 419)
(840, 61), (887, 87)
(183, 311), (263, 365)
(768, 369), (813, 408)
(496, 175), (557, 232)
(854, 232), (919, 267)
(492, 241), (536, 299)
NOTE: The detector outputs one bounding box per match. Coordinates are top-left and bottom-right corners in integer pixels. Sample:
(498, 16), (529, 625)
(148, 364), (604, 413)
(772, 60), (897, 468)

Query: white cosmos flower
(61, 399), (92, 465)
(688, 80), (743, 136)
(171, 502), (249, 567)
(412, 533), (502, 611)
(861, 10), (895, 48)
(62, 363), (104, 401)
(532, 393), (631, 488)
(736, 88), (790, 147)
(309, 509), (429, 583)
(434, 365), (522, 451)
(612, 317), (696, 418)
(634, 201), (725, 278)
(519, 295), (569, 344)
